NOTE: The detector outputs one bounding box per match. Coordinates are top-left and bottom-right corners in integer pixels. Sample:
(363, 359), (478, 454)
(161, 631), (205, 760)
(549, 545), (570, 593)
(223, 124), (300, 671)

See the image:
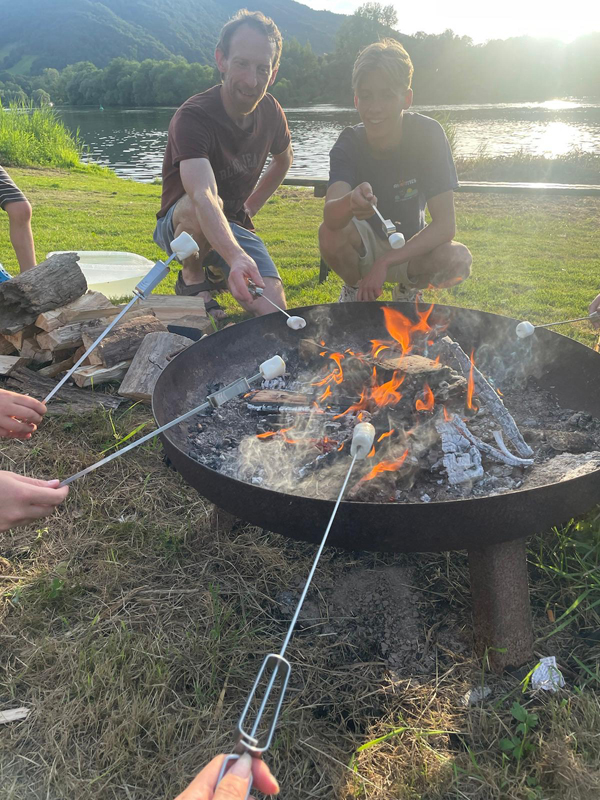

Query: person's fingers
(213, 753), (252, 799)
(24, 485), (69, 507)
(0, 417), (36, 436)
(250, 758), (280, 795)
(0, 427), (33, 439)
(174, 755), (279, 800)
(12, 474), (61, 488)
(11, 395), (46, 423)
(24, 505), (58, 522)
(229, 271), (253, 305)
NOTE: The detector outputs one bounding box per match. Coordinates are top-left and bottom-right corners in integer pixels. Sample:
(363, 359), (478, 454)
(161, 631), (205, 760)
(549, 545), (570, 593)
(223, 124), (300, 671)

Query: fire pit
(153, 303), (600, 671)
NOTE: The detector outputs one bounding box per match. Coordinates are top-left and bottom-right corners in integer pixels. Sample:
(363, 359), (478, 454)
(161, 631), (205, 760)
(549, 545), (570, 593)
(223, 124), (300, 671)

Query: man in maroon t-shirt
(154, 10), (293, 319)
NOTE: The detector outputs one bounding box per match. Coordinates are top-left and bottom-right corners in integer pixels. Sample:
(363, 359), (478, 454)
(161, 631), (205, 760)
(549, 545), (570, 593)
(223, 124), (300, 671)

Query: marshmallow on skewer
(170, 232), (199, 260)
(260, 355), (286, 381)
(516, 321), (536, 338)
(287, 316), (307, 330)
(351, 422), (376, 460)
(388, 232), (405, 250)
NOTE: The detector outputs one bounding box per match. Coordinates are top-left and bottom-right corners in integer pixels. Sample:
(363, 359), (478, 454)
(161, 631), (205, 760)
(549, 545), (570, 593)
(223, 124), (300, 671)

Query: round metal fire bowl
(153, 303), (600, 553)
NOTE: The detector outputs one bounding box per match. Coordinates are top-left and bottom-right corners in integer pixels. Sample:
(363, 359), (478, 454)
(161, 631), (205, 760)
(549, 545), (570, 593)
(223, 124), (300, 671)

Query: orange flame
(312, 352), (344, 387)
(377, 429), (395, 443)
(415, 383), (435, 412)
(496, 388), (503, 397)
(367, 445), (376, 458)
(319, 385), (333, 403)
(466, 349), (476, 410)
(382, 305), (434, 353)
(371, 339), (391, 358)
(370, 370), (405, 408)
(257, 431), (276, 439)
(256, 427), (298, 444)
(443, 406), (452, 422)
(361, 449), (410, 483)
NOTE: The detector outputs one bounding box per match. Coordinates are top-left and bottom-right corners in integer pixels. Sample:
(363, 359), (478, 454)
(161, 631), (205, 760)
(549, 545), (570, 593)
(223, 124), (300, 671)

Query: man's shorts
(0, 166), (27, 211)
(353, 218), (407, 284)
(153, 199), (281, 281)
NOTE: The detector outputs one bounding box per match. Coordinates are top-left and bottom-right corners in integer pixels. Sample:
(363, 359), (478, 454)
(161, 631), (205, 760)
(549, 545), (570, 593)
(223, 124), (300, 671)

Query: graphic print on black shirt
(328, 113), (458, 241)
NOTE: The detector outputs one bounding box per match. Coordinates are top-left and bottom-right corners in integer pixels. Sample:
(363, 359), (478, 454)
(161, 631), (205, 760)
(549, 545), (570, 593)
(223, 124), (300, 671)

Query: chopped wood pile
(0, 254), (209, 403)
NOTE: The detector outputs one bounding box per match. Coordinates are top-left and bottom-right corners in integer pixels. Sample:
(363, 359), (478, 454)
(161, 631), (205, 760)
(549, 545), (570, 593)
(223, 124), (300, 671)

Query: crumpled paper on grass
(531, 656), (565, 692)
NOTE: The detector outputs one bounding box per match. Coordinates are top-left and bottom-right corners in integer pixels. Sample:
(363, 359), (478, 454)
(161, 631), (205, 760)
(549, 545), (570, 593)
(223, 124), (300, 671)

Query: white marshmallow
(286, 315), (306, 330)
(516, 321), (536, 338)
(388, 232), (405, 249)
(259, 355), (286, 380)
(170, 231), (199, 260)
(351, 422), (376, 460)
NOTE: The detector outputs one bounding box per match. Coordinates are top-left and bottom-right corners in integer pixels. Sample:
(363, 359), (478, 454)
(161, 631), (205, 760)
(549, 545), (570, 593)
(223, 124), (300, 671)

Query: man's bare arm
(245, 144), (293, 217)
(180, 158), (263, 302)
(323, 181), (376, 230)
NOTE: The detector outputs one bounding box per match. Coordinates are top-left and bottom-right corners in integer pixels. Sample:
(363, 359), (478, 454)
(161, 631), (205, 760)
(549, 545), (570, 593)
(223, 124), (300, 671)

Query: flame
(367, 445), (376, 458)
(361, 448), (410, 483)
(496, 388), (503, 397)
(466, 349), (476, 410)
(256, 427), (298, 444)
(415, 383), (435, 412)
(382, 305), (434, 353)
(377, 429), (395, 443)
(370, 370), (405, 408)
(443, 406), (452, 422)
(257, 431), (276, 439)
(319, 351), (327, 357)
(371, 339), (391, 358)
(338, 441), (345, 451)
(312, 352), (344, 387)
(319, 385), (333, 403)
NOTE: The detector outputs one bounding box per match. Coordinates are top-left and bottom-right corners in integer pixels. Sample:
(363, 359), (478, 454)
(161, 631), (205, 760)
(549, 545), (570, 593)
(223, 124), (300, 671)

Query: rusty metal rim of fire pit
(152, 302), (600, 554)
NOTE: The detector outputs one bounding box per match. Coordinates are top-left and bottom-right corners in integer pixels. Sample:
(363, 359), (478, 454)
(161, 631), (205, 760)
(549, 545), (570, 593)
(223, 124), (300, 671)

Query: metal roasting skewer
(516, 312), (600, 339)
(43, 232), (200, 403)
(371, 202), (396, 236)
(215, 422), (376, 800)
(59, 355), (286, 486)
(247, 281), (306, 330)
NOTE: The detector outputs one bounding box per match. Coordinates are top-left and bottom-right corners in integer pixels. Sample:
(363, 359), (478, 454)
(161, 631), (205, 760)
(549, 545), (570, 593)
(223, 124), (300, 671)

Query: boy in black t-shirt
(319, 39), (472, 303)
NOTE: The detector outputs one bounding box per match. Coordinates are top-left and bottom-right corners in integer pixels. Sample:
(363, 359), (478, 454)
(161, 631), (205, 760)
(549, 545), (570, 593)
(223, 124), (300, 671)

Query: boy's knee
(7, 200), (32, 226)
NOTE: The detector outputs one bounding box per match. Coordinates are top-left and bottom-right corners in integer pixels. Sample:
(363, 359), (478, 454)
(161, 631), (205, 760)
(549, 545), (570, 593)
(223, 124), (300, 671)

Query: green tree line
(2, 3), (598, 108)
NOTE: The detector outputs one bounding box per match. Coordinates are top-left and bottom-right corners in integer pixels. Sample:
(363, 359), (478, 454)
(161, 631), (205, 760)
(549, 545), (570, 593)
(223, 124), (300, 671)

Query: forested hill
(0, 0), (344, 74)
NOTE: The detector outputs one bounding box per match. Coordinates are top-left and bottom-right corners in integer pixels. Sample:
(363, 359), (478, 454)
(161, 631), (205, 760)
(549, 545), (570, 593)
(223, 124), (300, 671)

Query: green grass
(1, 168), (599, 345)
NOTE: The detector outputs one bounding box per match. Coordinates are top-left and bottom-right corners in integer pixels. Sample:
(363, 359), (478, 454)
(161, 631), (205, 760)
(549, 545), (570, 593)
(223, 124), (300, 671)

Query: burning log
(440, 336), (533, 459)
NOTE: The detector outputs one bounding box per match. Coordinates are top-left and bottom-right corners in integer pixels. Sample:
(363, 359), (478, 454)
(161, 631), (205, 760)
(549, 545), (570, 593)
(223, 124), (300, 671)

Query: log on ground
(119, 331), (193, 402)
(82, 315), (167, 367)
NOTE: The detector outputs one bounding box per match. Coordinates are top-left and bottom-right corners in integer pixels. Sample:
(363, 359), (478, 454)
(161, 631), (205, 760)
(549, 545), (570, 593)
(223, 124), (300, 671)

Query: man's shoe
(392, 282), (422, 303)
(338, 284), (359, 302)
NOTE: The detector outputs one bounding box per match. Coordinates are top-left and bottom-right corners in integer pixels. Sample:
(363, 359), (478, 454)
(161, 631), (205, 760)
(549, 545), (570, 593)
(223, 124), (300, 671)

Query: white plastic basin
(46, 250), (154, 299)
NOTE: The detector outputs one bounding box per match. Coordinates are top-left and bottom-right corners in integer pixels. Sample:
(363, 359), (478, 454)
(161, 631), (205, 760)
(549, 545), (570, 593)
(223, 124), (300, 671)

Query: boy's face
(216, 24), (278, 116)
(354, 69), (413, 145)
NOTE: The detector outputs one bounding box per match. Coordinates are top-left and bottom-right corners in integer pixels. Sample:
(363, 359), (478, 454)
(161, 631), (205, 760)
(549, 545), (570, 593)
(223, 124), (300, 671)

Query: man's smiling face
(216, 24), (277, 118)
(354, 69), (413, 147)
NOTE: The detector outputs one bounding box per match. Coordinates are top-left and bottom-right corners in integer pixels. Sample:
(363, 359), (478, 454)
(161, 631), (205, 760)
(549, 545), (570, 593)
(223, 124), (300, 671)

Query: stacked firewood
(0, 253), (211, 403)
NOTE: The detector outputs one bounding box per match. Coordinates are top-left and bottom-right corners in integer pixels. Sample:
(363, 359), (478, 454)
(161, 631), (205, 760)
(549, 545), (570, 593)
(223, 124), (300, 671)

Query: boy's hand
(0, 389), (47, 439)
(350, 182), (377, 220)
(0, 473), (68, 532)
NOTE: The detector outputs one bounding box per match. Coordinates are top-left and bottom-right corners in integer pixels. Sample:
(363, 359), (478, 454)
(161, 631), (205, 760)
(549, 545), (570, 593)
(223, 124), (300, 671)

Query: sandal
(175, 272), (228, 320)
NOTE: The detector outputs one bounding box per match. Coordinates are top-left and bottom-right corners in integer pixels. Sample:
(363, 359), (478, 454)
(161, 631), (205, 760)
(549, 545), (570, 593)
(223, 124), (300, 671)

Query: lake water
(58, 98), (600, 183)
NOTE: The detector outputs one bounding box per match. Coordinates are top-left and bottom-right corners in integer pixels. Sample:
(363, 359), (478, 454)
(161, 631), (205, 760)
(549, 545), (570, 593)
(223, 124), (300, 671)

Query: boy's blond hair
(352, 39), (414, 94)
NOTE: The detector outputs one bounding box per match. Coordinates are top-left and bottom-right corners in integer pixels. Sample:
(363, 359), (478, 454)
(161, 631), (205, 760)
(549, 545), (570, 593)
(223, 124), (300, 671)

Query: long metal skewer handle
(537, 311), (599, 329)
(370, 203), (395, 236)
(216, 422), (376, 789)
(59, 355), (286, 486)
(43, 233), (199, 404)
(247, 281), (307, 330)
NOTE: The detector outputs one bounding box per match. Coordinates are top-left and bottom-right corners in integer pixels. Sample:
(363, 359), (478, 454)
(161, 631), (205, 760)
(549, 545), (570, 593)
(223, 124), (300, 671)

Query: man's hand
(357, 259), (387, 302)
(0, 389), (46, 439)
(350, 182), (377, 220)
(0, 473), (68, 532)
(228, 252), (265, 305)
(175, 753), (279, 800)
(589, 293), (600, 328)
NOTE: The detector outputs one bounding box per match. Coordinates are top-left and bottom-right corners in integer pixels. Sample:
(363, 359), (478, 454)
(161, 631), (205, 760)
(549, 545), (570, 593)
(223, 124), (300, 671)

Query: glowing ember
(415, 383), (435, 412)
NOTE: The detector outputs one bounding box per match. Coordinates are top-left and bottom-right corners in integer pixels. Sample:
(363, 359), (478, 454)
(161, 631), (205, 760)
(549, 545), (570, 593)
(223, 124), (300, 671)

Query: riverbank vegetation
(0, 102), (88, 169)
(1, 168), (600, 799)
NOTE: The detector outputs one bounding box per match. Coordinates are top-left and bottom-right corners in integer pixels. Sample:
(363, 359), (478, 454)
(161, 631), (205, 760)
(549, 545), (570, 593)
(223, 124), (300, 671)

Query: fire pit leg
(467, 538), (534, 673)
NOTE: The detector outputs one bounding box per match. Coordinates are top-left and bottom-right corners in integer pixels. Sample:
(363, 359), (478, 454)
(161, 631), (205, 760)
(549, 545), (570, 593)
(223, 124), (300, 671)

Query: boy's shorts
(153, 199), (281, 281)
(352, 218), (409, 284)
(0, 166), (27, 210)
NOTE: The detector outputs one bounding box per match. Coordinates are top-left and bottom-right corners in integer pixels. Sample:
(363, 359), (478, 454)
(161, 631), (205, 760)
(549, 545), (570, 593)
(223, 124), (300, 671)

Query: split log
(39, 354), (77, 378)
(82, 314), (167, 368)
(119, 332), (193, 402)
(4, 324), (40, 350)
(19, 338), (53, 366)
(0, 253), (87, 334)
(440, 336), (533, 459)
(0, 336), (16, 356)
(35, 291), (115, 331)
(0, 355), (30, 376)
(136, 295), (208, 325)
(72, 361), (132, 388)
(36, 323), (85, 352)
(169, 314), (213, 335)
(5, 367), (123, 416)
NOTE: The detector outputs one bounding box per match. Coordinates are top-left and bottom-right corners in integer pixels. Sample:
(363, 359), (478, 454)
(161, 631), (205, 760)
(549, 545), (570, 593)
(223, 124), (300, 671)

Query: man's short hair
(216, 9), (283, 72)
(352, 39), (414, 94)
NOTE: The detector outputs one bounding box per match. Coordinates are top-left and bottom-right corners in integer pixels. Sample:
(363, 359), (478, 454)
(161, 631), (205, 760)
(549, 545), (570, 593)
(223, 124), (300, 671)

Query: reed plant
(0, 100), (85, 168)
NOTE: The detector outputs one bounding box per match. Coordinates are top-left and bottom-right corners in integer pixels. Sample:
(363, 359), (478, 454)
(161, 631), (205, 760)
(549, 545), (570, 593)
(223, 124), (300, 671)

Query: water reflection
(57, 98), (600, 183)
